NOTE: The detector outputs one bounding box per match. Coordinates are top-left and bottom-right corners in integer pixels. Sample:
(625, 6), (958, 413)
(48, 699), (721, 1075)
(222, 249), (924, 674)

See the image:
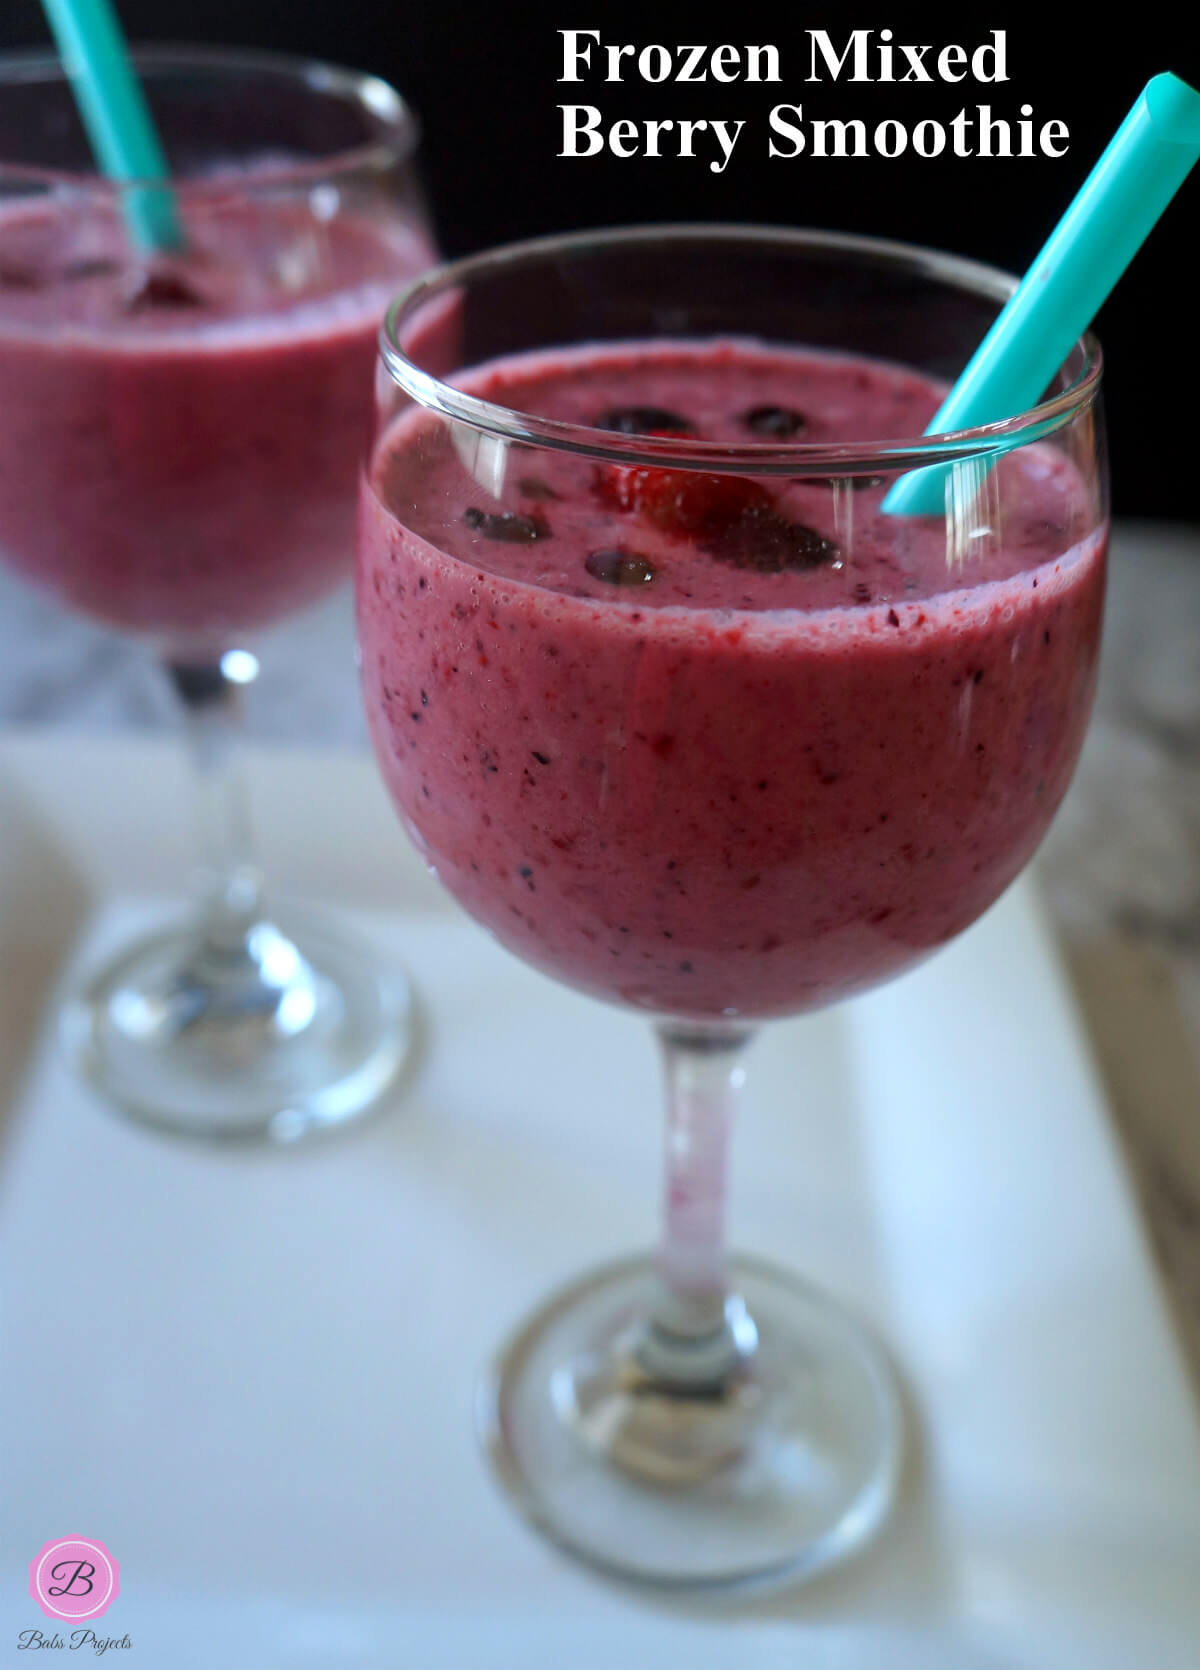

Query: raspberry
(595, 435), (772, 538)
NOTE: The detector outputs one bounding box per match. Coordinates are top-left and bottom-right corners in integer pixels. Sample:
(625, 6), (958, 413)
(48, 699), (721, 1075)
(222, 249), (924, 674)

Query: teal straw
(39, 0), (182, 252)
(883, 73), (1200, 517)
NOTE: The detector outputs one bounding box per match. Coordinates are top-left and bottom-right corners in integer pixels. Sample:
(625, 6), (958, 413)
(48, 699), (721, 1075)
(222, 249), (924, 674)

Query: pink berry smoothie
(358, 341), (1106, 1020)
(0, 191), (434, 656)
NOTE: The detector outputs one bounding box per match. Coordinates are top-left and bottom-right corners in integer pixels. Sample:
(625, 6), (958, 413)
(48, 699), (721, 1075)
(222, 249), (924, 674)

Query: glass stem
(167, 657), (264, 953)
(640, 1021), (758, 1390)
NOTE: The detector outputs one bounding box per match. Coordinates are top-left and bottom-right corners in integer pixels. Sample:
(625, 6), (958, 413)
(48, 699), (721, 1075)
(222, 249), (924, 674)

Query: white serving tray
(0, 729), (1198, 1670)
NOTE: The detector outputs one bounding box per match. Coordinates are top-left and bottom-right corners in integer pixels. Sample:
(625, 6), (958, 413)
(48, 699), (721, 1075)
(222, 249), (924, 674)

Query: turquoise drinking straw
(39, 0), (182, 252)
(883, 72), (1200, 517)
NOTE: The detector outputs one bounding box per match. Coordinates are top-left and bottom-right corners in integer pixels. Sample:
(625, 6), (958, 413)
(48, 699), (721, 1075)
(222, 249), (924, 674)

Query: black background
(3, 1), (1198, 518)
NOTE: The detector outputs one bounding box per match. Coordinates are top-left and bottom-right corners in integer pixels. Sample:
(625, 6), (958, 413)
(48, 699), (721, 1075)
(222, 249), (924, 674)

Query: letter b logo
(30, 1540), (119, 1621)
(48, 1559), (94, 1597)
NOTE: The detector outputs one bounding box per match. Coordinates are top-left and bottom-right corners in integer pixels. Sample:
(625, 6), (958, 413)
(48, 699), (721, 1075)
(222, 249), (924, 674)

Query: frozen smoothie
(0, 191), (434, 654)
(358, 341), (1106, 1019)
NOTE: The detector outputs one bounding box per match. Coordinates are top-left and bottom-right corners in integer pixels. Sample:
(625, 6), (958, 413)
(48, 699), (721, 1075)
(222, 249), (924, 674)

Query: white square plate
(0, 730), (1197, 1669)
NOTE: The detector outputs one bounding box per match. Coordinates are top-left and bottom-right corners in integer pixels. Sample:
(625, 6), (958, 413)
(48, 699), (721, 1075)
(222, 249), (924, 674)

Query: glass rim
(378, 223), (1104, 477)
(0, 42), (420, 197)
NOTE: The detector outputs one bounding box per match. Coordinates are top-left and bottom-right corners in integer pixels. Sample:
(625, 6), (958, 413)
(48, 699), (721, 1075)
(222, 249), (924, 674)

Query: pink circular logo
(29, 1538), (120, 1622)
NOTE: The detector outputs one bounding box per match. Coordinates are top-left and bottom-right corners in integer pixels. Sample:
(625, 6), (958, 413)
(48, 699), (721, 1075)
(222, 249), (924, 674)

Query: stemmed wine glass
(357, 226), (1108, 1585)
(0, 47), (437, 1140)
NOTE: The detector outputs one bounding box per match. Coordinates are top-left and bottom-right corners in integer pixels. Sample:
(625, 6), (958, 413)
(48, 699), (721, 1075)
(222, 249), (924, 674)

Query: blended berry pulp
(358, 342), (1105, 1019)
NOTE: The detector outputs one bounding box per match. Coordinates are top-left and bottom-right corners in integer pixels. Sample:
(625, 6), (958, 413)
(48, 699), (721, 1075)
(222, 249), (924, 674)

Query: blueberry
(702, 506), (838, 573)
(743, 405), (808, 438)
(463, 507), (550, 543)
(0, 265), (40, 290)
(517, 476), (560, 501)
(62, 257), (121, 282)
(585, 548), (657, 586)
(124, 269), (204, 312)
(596, 407), (695, 436)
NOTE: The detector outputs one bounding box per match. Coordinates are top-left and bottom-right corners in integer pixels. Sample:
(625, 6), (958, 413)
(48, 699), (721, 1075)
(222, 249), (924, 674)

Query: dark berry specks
(585, 548), (657, 587)
(596, 406), (696, 436)
(742, 404), (808, 438)
(463, 507), (550, 543)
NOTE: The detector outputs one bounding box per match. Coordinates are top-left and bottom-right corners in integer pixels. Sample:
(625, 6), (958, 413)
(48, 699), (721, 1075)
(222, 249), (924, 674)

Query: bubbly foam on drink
(374, 338), (1096, 615)
(0, 191), (432, 345)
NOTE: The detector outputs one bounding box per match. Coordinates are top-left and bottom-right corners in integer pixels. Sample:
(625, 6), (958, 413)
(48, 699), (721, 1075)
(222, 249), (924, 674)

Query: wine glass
(0, 47), (437, 1141)
(356, 226), (1108, 1585)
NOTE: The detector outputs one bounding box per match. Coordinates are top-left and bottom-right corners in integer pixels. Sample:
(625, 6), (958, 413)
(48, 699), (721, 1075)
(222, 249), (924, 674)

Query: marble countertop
(2, 519), (1199, 1385)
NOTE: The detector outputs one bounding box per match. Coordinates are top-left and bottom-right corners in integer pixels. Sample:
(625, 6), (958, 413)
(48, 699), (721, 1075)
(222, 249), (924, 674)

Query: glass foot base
(479, 1253), (902, 1590)
(61, 912), (415, 1142)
